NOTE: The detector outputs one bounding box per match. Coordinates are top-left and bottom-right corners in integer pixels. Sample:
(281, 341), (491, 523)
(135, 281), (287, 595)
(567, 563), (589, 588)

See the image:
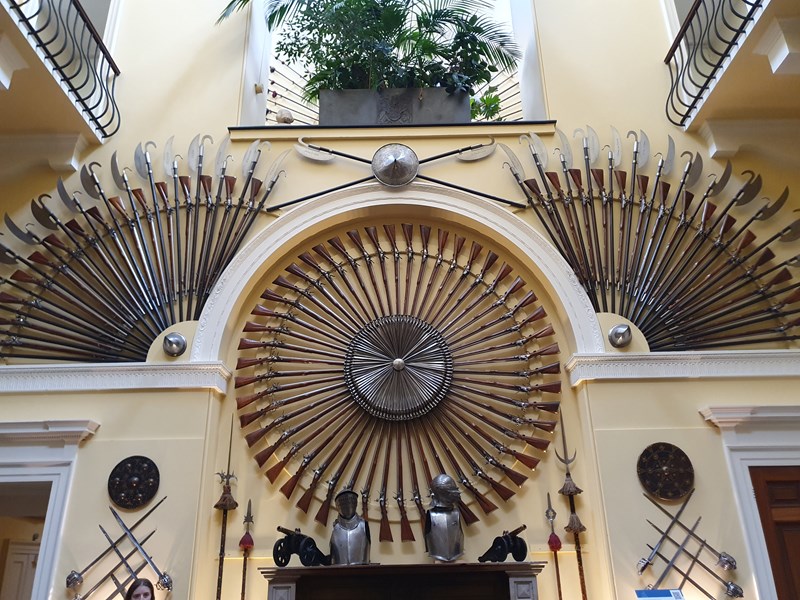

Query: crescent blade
(163, 136), (175, 179)
(555, 128), (573, 169)
(243, 140), (263, 176)
(188, 134), (201, 173)
(31, 197), (58, 230)
(637, 130), (651, 169)
(56, 178), (79, 212)
(757, 187), (789, 221)
(498, 142), (526, 179)
(110, 152), (126, 191)
(3, 214), (36, 245)
(686, 153), (704, 189)
(611, 127), (623, 168)
(662, 136), (676, 176)
(522, 132), (548, 169)
(80, 164), (101, 200)
(134, 143), (149, 180)
(215, 134), (231, 178)
(456, 139), (496, 162)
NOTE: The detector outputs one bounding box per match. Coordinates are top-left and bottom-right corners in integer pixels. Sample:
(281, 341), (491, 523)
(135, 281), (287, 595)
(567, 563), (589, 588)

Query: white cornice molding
(0, 362), (231, 394)
(566, 350), (800, 386)
(0, 32), (27, 90)
(699, 119), (800, 161)
(0, 419), (99, 444)
(700, 405), (800, 431)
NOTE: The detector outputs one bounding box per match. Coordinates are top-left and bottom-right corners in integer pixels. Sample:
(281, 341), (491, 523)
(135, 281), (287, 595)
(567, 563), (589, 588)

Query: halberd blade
(3, 214), (36, 245)
(662, 135), (676, 177)
(781, 216), (800, 242)
(556, 128), (572, 169)
(456, 138), (496, 161)
(243, 140), (264, 177)
(163, 136), (176, 179)
(111, 152), (127, 191)
(736, 172), (762, 206)
(521, 133), (548, 169)
(56, 178), (78, 212)
(31, 196), (58, 230)
(499, 143), (526, 179)
(294, 137), (333, 161)
(686, 152), (703, 189)
(215, 134), (231, 178)
(80, 164), (101, 200)
(757, 187), (789, 221)
(134, 142), (156, 180)
(637, 130), (650, 169)
(611, 127), (623, 168)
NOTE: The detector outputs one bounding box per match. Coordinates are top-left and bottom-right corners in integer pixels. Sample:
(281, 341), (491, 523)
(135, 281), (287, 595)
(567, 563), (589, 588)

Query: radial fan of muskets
(0, 135), (285, 362)
(235, 223), (561, 540)
(506, 128), (800, 351)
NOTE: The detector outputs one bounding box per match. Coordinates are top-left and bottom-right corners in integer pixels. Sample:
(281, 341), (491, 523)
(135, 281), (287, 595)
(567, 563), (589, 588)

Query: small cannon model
(273, 526), (330, 567)
(478, 524), (528, 563)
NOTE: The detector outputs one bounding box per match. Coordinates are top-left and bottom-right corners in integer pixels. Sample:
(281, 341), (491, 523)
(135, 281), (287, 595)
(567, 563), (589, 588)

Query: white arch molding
(192, 182), (605, 362)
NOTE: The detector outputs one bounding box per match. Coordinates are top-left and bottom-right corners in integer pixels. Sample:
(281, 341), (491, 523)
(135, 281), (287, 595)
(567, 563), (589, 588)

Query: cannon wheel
(511, 536), (528, 562)
(273, 537), (291, 567)
(299, 537), (320, 566)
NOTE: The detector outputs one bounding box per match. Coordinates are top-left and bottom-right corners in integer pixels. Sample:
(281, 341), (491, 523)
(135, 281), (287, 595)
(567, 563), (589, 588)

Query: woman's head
(125, 578), (155, 600)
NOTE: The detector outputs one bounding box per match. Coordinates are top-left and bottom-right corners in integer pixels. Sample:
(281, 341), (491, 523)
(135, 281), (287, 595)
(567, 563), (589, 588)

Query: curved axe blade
(163, 135), (176, 179)
(3, 214), (36, 245)
(214, 134), (231, 178)
(31, 196), (58, 230)
(294, 137), (334, 162)
(456, 137), (496, 162)
(521, 132), (548, 169)
(637, 130), (651, 169)
(735, 172), (762, 206)
(134, 141), (157, 180)
(499, 143), (526, 179)
(662, 136), (676, 177)
(756, 187), (789, 221)
(80, 164), (101, 200)
(555, 128), (573, 169)
(56, 179), (79, 213)
(110, 152), (127, 191)
(611, 127), (623, 168)
(708, 160), (732, 197)
(780, 215), (800, 242)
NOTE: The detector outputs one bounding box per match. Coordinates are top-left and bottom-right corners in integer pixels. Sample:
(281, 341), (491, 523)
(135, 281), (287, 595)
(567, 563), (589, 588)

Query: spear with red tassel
(239, 499), (254, 600)
(545, 492), (564, 600)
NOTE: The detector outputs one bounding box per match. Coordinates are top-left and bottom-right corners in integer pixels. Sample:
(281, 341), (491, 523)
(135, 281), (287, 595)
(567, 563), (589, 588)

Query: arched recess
(192, 182), (604, 363)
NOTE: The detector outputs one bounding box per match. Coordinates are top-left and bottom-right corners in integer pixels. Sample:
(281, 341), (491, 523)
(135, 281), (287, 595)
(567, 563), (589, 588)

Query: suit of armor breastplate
(330, 515), (370, 565)
(424, 507), (464, 561)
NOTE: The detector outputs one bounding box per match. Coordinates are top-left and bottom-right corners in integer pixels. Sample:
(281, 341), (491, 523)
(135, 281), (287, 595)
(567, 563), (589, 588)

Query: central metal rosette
(344, 315), (453, 421)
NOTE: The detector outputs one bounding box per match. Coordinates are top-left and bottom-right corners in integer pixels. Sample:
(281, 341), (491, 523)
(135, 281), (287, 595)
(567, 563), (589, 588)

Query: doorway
(0, 481), (50, 600)
(751, 466), (800, 600)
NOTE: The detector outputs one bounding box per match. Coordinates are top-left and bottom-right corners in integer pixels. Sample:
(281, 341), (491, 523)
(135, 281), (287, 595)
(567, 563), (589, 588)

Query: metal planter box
(318, 88), (470, 126)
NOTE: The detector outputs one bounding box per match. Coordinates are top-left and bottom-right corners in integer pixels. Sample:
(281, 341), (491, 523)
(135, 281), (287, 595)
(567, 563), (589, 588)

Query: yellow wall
(0, 1), (798, 600)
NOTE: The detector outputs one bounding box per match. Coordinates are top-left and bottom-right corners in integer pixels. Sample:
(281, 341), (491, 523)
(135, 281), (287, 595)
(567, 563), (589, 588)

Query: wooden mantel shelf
(260, 561), (546, 600)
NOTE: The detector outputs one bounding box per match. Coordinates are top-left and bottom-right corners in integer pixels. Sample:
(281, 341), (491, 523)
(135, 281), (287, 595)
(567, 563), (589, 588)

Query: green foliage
(470, 86), (501, 121)
(220, 0), (519, 102)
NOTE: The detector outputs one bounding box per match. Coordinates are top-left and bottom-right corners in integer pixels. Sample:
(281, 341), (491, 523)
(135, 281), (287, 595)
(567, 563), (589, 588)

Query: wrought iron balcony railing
(7, 0), (121, 137)
(664, 0), (763, 127)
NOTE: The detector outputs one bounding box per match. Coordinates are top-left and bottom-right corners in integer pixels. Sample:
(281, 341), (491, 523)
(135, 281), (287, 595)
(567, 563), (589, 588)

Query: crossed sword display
(638, 490), (743, 598)
(66, 497), (172, 599)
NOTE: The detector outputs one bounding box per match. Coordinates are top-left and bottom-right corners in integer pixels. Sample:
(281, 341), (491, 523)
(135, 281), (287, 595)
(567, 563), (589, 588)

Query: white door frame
(701, 405), (800, 600)
(0, 420), (99, 600)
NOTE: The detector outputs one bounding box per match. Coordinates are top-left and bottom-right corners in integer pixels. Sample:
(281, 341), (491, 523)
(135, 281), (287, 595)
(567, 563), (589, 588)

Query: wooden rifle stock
(395, 425), (414, 542)
(378, 427), (393, 542)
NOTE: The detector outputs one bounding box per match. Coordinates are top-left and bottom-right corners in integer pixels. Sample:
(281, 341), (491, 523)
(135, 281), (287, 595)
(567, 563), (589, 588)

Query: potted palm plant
(219, 0), (520, 125)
